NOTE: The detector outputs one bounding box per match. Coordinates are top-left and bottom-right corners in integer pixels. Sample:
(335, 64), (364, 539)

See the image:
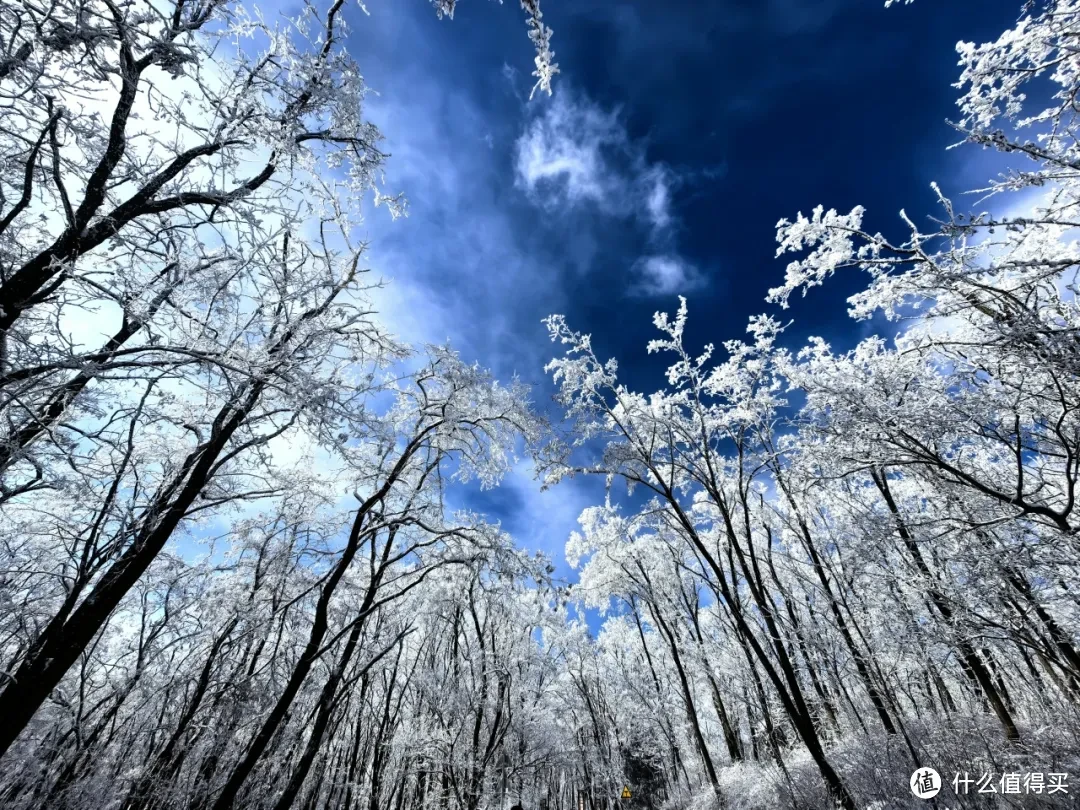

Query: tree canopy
(1, 0), (1079, 809)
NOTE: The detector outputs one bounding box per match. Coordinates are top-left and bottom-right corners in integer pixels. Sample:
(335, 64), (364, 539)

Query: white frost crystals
(4, 1), (1080, 809)
(0, 1), (567, 808)
(539, 2), (1080, 808)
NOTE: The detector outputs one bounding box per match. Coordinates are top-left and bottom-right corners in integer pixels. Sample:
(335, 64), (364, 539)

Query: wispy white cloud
(513, 91), (678, 234)
(644, 165), (673, 231)
(513, 92), (626, 208)
(513, 90), (705, 296)
(353, 63), (562, 378)
(630, 254), (706, 297)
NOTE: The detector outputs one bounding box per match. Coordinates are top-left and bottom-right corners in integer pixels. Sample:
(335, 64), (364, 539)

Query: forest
(0, 0), (1078, 808)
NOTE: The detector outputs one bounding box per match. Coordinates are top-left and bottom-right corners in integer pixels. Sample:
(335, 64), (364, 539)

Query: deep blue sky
(334, 0), (1027, 583)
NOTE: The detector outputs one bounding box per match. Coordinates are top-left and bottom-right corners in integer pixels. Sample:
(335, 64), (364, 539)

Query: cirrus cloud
(513, 90), (707, 297)
(630, 254), (706, 296)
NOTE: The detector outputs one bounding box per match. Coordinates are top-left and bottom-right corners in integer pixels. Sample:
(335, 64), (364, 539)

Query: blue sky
(328, 0), (1024, 584)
